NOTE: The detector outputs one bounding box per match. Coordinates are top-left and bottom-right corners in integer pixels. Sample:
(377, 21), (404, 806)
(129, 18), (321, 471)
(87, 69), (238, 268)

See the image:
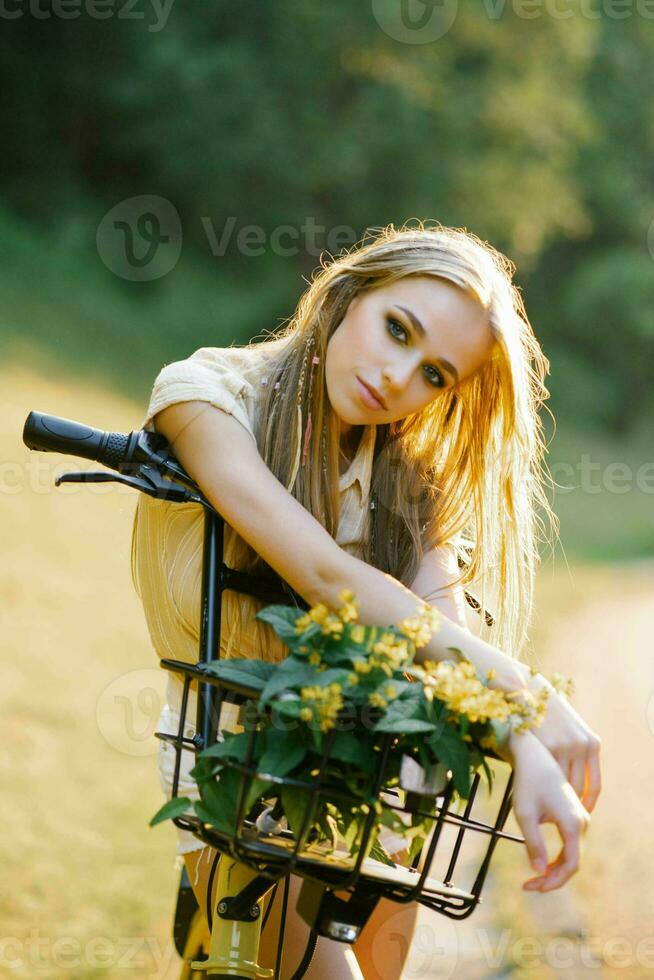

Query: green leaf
(323, 643), (361, 665)
(368, 835), (397, 867)
(428, 730), (472, 797)
(244, 776), (275, 815)
(203, 657), (276, 692)
(270, 697), (304, 721)
(198, 767), (273, 834)
(343, 816), (359, 851)
(312, 667), (352, 688)
(397, 681), (424, 700)
(329, 732), (377, 768)
(260, 659), (318, 704)
(193, 801), (232, 834)
(199, 730), (255, 762)
(256, 605), (311, 642)
(281, 784), (314, 839)
(149, 796), (193, 827)
(257, 731), (308, 779)
(376, 717), (437, 734)
(372, 697), (423, 732)
(480, 756), (495, 794)
(189, 754), (219, 784)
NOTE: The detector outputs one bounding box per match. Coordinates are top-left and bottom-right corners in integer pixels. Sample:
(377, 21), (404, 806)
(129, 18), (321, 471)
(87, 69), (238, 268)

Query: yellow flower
(300, 682), (344, 732)
(299, 707), (313, 722)
(407, 658), (542, 727)
(385, 685), (397, 699)
(550, 671), (575, 699)
(337, 588), (360, 623)
(411, 661), (528, 722)
(350, 624), (366, 644)
(347, 672), (359, 685)
(368, 692), (388, 709)
(321, 615), (344, 637)
(294, 613), (312, 632)
(308, 651), (321, 666)
(398, 603), (441, 648)
(371, 631), (410, 681)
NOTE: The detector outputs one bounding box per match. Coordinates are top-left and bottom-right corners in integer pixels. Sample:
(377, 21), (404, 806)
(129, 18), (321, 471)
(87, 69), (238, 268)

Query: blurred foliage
(0, 1), (653, 441)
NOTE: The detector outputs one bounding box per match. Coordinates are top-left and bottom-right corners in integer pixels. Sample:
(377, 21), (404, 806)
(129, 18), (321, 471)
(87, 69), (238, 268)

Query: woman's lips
(356, 377), (386, 411)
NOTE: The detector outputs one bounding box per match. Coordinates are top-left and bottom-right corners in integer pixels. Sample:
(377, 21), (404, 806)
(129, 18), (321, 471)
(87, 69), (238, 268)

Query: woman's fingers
(514, 810), (548, 879)
(538, 811), (589, 892)
(581, 739), (602, 813)
(550, 734), (602, 815)
(524, 801), (590, 892)
(569, 755), (586, 801)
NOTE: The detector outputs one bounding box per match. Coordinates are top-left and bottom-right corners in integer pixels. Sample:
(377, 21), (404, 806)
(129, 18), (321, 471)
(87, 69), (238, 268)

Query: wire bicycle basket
(23, 409), (525, 971)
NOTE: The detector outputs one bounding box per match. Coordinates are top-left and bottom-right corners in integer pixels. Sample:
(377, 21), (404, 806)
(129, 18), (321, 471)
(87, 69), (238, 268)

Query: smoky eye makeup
(385, 316), (446, 388)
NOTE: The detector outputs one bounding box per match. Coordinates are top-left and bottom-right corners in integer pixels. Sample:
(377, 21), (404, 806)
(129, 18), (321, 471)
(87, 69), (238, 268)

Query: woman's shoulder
(167, 334), (290, 384)
(140, 337), (289, 434)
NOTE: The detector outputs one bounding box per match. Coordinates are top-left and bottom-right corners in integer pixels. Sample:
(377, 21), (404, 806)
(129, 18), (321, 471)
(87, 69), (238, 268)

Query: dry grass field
(2, 358), (652, 979)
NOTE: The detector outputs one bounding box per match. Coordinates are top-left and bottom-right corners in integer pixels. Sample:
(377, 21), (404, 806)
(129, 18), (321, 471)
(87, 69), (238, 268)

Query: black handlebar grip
(23, 411), (132, 470)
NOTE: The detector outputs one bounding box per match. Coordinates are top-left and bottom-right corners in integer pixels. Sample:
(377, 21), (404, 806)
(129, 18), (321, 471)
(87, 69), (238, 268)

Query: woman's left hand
(522, 673), (602, 814)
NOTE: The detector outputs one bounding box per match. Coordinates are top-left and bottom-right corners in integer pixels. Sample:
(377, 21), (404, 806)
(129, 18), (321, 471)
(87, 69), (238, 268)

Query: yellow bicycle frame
(190, 856), (275, 979)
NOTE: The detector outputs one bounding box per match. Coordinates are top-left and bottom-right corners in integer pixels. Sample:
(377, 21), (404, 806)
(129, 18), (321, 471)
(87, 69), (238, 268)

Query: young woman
(131, 222), (601, 979)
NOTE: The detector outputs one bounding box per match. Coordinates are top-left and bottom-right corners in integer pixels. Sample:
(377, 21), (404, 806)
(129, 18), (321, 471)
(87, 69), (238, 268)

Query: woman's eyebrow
(393, 305), (459, 382)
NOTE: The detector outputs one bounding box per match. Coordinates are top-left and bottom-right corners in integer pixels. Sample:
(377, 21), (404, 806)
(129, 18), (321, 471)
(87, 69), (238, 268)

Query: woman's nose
(383, 363), (413, 390)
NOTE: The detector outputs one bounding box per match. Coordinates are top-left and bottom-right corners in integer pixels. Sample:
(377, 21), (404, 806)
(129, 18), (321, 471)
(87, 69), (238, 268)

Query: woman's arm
(320, 549), (602, 814)
(157, 400), (600, 813)
(320, 548), (531, 688)
(408, 541), (485, 638)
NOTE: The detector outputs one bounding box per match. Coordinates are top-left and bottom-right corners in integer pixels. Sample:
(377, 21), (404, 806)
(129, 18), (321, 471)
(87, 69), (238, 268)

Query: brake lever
(54, 465), (215, 509)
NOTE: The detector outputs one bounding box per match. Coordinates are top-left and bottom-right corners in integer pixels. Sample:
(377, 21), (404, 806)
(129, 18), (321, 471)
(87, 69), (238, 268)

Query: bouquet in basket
(150, 591), (556, 865)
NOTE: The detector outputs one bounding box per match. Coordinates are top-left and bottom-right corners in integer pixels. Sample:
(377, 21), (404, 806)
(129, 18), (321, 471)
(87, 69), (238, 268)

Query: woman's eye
(386, 317), (445, 389)
(424, 366), (445, 388)
(386, 317), (407, 342)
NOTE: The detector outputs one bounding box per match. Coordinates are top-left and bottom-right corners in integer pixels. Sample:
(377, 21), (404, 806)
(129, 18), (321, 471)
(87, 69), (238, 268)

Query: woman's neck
(339, 424), (363, 471)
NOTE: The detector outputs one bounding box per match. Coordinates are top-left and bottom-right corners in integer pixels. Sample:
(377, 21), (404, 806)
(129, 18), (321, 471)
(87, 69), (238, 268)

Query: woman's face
(325, 275), (494, 434)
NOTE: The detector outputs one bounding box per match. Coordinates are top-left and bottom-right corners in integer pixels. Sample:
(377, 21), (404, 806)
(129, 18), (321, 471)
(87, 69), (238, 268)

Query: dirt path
(411, 560), (654, 979)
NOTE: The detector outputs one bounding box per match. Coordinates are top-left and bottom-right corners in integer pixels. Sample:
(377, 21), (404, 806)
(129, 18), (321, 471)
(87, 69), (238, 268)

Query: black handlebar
(23, 411), (140, 472)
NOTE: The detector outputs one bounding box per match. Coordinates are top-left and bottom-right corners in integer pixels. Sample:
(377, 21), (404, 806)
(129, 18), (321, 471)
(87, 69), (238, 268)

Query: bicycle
(23, 409), (525, 979)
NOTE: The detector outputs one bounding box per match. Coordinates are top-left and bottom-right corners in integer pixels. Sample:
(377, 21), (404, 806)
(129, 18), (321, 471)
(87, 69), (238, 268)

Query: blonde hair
(228, 220), (558, 661)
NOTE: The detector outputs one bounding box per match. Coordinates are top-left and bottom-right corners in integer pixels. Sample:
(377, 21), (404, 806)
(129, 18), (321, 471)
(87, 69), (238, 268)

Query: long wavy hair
(227, 221), (558, 661)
